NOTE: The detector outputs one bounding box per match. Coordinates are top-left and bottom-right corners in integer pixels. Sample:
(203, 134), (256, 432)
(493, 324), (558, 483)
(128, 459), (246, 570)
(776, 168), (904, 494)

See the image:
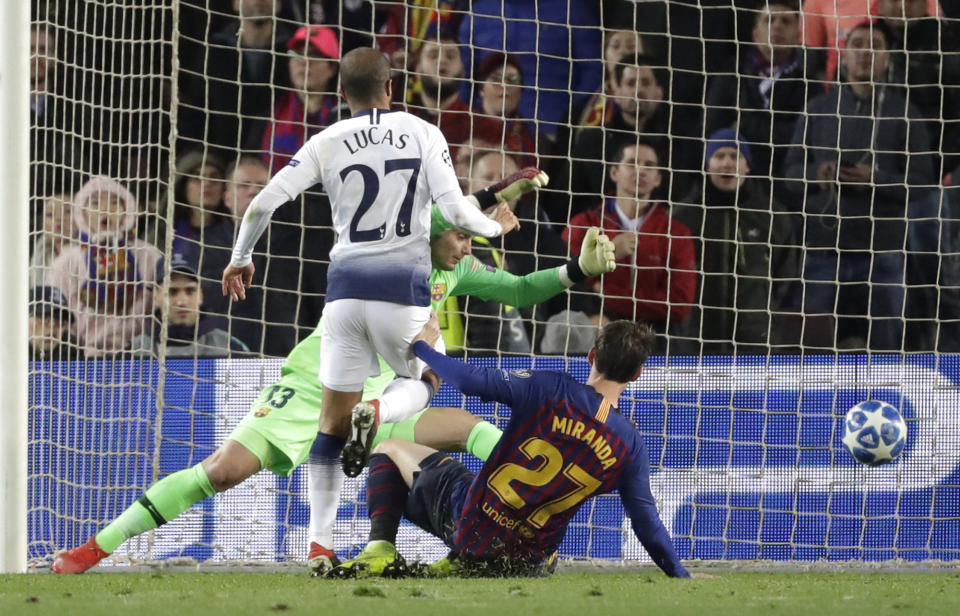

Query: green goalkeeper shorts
(228, 359), (396, 477)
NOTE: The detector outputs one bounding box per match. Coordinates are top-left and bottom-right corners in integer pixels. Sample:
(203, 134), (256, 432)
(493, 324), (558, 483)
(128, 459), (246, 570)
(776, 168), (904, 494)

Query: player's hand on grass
(222, 263), (255, 301)
(413, 312), (442, 349)
(578, 227), (617, 276)
(488, 202), (520, 235)
(492, 166), (549, 204)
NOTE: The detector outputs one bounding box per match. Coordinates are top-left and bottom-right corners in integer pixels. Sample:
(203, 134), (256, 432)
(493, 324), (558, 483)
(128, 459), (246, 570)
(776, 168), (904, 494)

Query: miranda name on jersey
(551, 416), (618, 469)
(343, 127), (410, 155)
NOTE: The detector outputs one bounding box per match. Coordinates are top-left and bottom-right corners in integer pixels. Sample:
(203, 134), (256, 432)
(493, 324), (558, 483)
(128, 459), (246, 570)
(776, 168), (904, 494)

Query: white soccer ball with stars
(841, 400), (907, 466)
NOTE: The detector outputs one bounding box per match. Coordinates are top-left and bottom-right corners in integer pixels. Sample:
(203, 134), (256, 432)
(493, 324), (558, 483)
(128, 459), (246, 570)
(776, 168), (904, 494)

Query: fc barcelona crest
(431, 282), (446, 303)
(254, 407), (271, 418)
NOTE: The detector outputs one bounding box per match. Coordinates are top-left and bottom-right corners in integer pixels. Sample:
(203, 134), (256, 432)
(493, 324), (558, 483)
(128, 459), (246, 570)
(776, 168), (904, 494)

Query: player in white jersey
(221, 48), (524, 484)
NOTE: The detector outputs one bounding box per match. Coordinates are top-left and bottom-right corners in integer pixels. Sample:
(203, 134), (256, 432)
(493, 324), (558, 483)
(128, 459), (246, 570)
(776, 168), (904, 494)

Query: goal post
(1, 0), (31, 574)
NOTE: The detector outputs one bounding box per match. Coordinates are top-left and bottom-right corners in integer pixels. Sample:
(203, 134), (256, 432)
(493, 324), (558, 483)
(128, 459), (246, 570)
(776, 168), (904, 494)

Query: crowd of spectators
(28, 0), (960, 360)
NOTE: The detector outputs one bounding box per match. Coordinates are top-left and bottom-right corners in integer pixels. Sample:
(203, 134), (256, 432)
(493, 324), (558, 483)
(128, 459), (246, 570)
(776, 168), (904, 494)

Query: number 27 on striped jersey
(487, 437), (602, 529)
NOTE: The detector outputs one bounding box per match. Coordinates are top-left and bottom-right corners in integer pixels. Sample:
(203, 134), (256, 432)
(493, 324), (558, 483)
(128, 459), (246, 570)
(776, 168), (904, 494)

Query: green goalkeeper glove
(470, 167), (550, 209)
(578, 227), (617, 277)
(560, 227), (616, 287)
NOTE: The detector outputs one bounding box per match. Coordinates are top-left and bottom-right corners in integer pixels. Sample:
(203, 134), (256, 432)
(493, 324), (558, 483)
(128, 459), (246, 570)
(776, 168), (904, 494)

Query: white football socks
(376, 378), (434, 424)
(307, 434), (345, 549)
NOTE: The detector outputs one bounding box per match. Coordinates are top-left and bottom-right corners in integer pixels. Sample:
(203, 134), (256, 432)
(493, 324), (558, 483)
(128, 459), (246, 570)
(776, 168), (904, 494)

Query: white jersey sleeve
(420, 124), (503, 238)
(229, 141), (329, 267)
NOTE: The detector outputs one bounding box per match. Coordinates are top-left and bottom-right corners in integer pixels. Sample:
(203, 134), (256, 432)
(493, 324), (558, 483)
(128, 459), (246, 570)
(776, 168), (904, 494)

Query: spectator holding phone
(783, 22), (935, 351)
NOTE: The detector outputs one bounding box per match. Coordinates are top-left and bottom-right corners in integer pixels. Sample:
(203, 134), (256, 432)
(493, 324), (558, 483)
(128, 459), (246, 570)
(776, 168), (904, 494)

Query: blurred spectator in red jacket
(563, 140), (696, 337)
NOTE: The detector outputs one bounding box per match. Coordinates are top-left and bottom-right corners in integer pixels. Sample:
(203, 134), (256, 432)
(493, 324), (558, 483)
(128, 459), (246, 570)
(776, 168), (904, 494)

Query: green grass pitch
(2, 570), (959, 616)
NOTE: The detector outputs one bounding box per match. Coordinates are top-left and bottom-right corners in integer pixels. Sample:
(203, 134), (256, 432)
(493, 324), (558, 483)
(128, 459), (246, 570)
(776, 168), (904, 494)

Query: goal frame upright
(0, 0), (31, 574)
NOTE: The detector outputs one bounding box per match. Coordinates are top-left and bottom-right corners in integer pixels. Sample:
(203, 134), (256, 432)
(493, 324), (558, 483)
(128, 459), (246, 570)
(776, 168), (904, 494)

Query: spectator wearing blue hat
(29, 285), (82, 361)
(129, 254), (249, 358)
(672, 129), (800, 354)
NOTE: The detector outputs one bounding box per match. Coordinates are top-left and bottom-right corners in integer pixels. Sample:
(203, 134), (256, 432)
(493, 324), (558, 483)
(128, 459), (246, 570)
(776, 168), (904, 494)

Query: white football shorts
(318, 298), (445, 391)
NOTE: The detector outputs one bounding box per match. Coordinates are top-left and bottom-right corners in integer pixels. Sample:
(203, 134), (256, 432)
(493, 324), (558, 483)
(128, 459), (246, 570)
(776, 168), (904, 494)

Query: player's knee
(372, 439), (400, 459)
(371, 440), (392, 456)
(203, 457), (245, 492)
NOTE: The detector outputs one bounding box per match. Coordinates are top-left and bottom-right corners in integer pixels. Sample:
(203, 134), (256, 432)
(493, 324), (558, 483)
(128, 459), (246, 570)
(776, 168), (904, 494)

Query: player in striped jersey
(333, 318), (693, 578)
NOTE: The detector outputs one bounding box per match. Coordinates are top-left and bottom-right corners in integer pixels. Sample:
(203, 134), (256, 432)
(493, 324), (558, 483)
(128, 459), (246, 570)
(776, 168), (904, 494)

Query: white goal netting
(27, 0), (960, 567)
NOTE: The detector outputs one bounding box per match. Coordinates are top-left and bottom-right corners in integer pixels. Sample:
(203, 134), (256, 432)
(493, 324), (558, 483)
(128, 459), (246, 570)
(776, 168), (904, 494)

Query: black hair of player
(593, 320), (655, 383)
(340, 47), (391, 105)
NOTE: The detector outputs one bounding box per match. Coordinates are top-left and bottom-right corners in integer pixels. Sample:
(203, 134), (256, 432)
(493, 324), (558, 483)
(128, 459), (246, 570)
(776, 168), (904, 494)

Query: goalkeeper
(52, 170), (616, 575)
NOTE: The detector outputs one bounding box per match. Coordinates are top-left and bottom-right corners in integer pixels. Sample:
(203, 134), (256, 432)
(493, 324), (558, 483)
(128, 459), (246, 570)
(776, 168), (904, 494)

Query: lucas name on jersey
(342, 126), (411, 155)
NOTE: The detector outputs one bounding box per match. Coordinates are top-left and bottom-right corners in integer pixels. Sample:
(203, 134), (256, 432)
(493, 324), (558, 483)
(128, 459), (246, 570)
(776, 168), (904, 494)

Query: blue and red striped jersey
(413, 342), (689, 578)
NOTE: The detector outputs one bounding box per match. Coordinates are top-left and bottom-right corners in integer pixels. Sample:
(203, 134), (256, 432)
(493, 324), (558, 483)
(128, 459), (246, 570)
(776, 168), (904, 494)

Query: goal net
(26, 0), (960, 568)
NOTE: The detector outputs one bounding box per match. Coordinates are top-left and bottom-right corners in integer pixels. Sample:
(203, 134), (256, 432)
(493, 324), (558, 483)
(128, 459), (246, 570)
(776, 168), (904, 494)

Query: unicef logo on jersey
(287, 159), (301, 167)
(509, 369), (533, 379)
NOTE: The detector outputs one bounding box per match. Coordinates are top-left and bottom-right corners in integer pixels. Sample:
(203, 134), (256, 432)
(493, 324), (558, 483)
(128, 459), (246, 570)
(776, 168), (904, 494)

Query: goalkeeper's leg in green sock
(464, 419), (503, 461)
(371, 407), (503, 461)
(95, 439), (262, 553)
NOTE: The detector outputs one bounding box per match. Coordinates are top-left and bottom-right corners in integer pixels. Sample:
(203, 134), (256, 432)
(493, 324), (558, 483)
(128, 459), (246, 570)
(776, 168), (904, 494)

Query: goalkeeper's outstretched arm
(451, 225), (617, 308)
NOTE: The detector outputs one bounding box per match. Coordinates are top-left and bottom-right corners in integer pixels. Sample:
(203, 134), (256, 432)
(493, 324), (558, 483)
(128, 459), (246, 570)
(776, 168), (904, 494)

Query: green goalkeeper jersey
(279, 256), (567, 390)
(229, 256), (568, 475)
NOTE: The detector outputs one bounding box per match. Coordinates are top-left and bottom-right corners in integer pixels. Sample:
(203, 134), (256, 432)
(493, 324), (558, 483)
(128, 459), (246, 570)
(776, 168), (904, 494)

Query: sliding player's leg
(51, 439), (262, 574)
(52, 373), (324, 574)
(373, 406), (503, 461)
(330, 439), (472, 579)
(375, 370), (441, 424)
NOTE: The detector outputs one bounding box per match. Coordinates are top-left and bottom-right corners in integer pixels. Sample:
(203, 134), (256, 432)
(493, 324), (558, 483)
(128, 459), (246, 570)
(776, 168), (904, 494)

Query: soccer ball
(841, 401), (907, 466)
